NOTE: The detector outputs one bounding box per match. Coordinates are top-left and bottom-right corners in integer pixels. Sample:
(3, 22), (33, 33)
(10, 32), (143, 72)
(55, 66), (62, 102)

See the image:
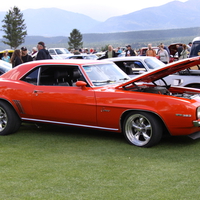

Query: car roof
(116, 56), (200, 88)
(1, 59), (113, 80)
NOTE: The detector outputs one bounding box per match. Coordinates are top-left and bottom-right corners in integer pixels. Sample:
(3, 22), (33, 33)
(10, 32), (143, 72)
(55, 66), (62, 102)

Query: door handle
(33, 90), (44, 96)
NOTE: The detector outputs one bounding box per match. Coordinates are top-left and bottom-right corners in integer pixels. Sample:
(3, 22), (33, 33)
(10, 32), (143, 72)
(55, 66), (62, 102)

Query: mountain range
(0, 0), (199, 37)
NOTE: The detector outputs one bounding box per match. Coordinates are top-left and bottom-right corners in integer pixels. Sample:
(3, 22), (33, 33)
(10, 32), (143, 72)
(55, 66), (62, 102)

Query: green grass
(1, 123), (200, 200)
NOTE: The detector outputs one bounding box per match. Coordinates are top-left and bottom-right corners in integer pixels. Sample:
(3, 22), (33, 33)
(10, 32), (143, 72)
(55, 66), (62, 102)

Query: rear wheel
(0, 101), (21, 135)
(123, 111), (163, 147)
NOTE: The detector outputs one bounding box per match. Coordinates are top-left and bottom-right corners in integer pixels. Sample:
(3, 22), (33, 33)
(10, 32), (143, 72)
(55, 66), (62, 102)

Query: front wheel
(0, 101), (21, 135)
(123, 111), (163, 147)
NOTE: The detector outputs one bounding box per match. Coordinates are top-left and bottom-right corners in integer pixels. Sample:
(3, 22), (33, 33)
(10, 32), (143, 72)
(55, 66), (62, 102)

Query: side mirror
(76, 81), (87, 88)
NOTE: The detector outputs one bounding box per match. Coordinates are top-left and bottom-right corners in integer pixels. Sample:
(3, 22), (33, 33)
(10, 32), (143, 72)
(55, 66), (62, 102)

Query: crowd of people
(98, 42), (192, 64)
(1, 41), (193, 67)
(1, 41), (52, 68)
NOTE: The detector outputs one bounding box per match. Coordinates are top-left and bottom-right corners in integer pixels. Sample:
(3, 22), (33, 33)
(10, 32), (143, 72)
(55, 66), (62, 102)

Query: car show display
(0, 57), (200, 147)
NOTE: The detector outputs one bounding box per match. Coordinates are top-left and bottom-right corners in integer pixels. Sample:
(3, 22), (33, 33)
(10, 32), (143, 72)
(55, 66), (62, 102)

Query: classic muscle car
(1, 58), (200, 147)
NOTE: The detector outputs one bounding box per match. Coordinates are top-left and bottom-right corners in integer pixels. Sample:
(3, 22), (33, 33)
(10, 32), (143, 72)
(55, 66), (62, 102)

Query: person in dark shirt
(10, 49), (23, 68)
(35, 41), (52, 60)
(21, 47), (33, 63)
(125, 45), (136, 56)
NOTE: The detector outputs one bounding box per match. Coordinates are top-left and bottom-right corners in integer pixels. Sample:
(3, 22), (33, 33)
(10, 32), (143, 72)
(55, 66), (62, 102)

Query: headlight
(197, 107), (200, 119)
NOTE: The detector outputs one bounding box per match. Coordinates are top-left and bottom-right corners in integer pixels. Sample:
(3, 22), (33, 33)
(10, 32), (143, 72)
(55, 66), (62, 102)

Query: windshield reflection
(144, 57), (165, 69)
(83, 63), (130, 86)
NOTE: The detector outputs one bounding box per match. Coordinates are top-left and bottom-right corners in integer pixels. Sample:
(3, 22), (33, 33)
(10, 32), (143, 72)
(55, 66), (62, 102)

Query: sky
(0, 0), (188, 21)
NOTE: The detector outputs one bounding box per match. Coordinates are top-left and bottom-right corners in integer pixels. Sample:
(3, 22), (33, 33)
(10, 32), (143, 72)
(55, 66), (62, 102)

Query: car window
(21, 68), (39, 85)
(49, 50), (56, 55)
(144, 58), (165, 69)
(21, 65), (87, 86)
(125, 61), (146, 75)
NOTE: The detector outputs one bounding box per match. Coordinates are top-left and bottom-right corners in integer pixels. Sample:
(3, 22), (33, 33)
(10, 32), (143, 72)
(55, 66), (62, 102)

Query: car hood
(116, 56), (200, 88)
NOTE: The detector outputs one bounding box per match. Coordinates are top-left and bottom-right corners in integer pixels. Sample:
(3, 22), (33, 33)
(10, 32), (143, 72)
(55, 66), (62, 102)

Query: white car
(48, 48), (73, 59)
(0, 60), (12, 75)
(105, 56), (200, 89)
(66, 54), (98, 60)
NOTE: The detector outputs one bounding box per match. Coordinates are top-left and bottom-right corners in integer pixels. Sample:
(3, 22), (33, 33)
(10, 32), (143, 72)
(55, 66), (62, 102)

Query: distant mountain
(0, 0), (199, 37)
(92, 0), (200, 33)
(0, 8), (100, 37)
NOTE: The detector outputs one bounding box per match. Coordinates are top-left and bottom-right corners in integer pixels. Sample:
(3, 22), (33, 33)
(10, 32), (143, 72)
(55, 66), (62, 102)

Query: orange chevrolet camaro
(1, 57), (200, 147)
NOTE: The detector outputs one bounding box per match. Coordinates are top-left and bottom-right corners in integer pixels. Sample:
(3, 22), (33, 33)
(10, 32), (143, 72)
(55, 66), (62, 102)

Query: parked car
(0, 49), (14, 60)
(48, 48), (73, 59)
(105, 56), (200, 89)
(189, 37), (200, 58)
(105, 56), (165, 76)
(66, 54), (98, 60)
(1, 58), (200, 147)
(0, 60), (12, 75)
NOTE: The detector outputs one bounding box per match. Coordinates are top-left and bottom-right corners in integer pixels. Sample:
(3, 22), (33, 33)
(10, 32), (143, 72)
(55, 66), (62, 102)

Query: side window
(39, 65), (87, 86)
(124, 61), (146, 75)
(21, 68), (39, 85)
(49, 50), (56, 55)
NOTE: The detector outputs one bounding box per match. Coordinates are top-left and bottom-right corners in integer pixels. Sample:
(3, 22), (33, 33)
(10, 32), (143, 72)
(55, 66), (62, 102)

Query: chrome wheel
(0, 107), (7, 132)
(123, 112), (163, 147)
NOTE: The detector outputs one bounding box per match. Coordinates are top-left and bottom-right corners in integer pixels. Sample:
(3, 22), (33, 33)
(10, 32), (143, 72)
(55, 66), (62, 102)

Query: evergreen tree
(1, 6), (27, 49)
(68, 29), (83, 50)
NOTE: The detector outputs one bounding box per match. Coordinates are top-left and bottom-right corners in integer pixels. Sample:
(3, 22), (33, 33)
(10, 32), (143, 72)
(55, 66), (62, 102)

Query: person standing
(31, 47), (38, 60)
(105, 45), (117, 58)
(99, 45), (117, 59)
(179, 44), (188, 60)
(146, 44), (156, 57)
(176, 44), (183, 60)
(10, 49), (23, 68)
(158, 44), (169, 64)
(21, 47), (33, 63)
(35, 41), (52, 60)
(1, 51), (10, 63)
(125, 45), (136, 56)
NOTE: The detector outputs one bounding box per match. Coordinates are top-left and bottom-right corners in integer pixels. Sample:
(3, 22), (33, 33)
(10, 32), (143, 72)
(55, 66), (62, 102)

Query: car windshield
(144, 57), (165, 69)
(0, 61), (12, 72)
(56, 48), (70, 55)
(83, 63), (130, 86)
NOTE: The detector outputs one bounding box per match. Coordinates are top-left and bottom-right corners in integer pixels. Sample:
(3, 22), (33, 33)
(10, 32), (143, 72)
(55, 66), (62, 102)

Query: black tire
(123, 111), (163, 147)
(0, 101), (21, 135)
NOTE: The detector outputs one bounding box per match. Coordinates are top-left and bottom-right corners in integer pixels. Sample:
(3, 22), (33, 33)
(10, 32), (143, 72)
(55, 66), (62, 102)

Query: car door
(23, 65), (97, 126)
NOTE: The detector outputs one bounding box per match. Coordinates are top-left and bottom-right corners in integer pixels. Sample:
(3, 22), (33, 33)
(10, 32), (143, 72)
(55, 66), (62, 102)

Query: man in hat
(125, 45), (136, 56)
(36, 41), (52, 60)
(21, 47), (33, 63)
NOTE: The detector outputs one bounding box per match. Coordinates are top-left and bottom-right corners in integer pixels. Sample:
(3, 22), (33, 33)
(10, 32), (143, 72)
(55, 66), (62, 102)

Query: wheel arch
(120, 109), (170, 136)
(184, 83), (200, 89)
(0, 98), (21, 119)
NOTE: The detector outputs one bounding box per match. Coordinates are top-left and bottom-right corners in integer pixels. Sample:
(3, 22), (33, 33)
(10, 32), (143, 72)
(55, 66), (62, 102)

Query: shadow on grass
(18, 122), (125, 144)
(15, 122), (200, 149)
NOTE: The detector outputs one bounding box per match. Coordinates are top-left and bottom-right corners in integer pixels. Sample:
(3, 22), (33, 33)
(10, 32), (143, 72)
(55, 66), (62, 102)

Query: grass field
(1, 123), (200, 200)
